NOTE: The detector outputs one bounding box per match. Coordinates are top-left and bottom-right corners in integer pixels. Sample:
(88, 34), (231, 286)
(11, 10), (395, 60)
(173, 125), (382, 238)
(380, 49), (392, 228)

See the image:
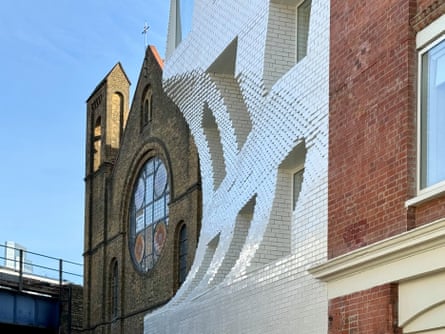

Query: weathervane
(142, 22), (150, 48)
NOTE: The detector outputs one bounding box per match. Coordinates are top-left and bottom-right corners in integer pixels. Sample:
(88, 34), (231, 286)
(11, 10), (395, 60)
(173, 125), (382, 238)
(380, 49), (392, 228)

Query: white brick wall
(145, 0), (329, 332)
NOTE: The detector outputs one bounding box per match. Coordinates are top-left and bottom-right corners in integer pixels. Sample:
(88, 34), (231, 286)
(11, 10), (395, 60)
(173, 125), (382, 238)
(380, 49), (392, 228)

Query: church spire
(166, 0), (182, 58)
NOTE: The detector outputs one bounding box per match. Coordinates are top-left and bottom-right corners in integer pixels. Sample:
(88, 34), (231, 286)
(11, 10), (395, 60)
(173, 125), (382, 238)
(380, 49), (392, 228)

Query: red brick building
(311, 1), (445, 333)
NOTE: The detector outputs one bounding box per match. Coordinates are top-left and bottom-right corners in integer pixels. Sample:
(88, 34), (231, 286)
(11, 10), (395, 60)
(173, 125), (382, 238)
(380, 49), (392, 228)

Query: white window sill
(405, 181), (445, 207)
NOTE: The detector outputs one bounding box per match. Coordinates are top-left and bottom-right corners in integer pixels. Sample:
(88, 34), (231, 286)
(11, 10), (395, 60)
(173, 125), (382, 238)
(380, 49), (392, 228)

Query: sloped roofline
(148, 45), (164, 69)
(86, 62), (131, 102)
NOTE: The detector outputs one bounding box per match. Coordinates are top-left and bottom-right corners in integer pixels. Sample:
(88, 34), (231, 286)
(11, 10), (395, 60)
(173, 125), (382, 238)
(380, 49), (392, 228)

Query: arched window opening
(178, 223), (188, 286)
(111, 92), (125, 145)
(110, 259), (118, 319)
(93, 116), (102, 172)
(142, 87), (153, 127)
(129, 156), (170, 272)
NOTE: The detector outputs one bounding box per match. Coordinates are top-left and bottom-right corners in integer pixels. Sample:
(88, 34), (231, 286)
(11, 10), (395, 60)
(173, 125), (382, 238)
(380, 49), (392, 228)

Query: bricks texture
(83, 46), (201, 334)
(329, 284), (402, 334)
(329, 0), (417, 258)
(84, 0), (445, 332)
(144, 0), (330, 333)
(328, 1), (445, 333)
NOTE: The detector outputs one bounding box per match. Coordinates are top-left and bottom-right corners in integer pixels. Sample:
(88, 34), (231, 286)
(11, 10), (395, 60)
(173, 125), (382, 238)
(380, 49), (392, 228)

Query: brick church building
(83, 46), (201, 333)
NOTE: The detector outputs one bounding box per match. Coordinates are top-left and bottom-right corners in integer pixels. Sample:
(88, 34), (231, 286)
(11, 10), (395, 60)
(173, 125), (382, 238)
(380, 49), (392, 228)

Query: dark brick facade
(83, 46), (201, 334)
(60, 284), (83, 334)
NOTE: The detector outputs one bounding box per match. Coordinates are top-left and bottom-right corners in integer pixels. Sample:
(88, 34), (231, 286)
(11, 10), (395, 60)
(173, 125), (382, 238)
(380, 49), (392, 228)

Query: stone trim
(309, 218), (445, 299)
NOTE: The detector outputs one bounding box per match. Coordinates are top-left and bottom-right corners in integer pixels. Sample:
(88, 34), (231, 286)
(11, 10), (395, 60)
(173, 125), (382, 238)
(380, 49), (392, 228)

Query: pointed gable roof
(147, 45), (164, 69)
(86, 62), (131, 102)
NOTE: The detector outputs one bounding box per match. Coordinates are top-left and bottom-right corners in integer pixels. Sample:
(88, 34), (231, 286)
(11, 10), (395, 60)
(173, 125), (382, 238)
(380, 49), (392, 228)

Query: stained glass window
(130, 157), (169, 272)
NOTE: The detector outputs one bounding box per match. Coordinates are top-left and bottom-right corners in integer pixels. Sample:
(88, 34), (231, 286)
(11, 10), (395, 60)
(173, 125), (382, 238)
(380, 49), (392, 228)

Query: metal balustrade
(0, 243), (83, 294)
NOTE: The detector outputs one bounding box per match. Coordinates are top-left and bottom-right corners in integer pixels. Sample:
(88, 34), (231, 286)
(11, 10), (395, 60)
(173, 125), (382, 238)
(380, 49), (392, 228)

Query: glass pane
(154, 222), (167, 255)
(297, 0), (311, 62)
(420, 39), (445, 189)
(145, 225), (153, 256)
(136, 212), (145, 232)
(293, 169), (304, 210)
(134, 178), (145, 210)
(154, 162), (168, 198)
(130, 157), (169, 272)
(145, 173), (154, 204)
(144, 204), (153, 226)
(153, 198), (165, 222)
(145, 159), (154, 175)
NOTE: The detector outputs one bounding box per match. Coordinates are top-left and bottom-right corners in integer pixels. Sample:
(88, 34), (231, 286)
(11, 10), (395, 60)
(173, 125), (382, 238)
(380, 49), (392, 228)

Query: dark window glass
(297, 0), (311, 62)
(293, 169), (304, 210)
(178, 224), (188, 285)
(111, 261), (118, 318)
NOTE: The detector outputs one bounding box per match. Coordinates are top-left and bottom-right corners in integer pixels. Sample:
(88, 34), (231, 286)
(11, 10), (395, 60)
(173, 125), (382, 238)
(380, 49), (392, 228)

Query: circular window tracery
(130, 156), (169, 272)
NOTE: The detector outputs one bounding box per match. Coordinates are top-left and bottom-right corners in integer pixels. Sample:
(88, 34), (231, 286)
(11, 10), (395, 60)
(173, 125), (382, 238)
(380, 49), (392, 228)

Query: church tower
(84, 63), (130, 332)
(83, 46), (201, 333)
(85, 63), (130, 175)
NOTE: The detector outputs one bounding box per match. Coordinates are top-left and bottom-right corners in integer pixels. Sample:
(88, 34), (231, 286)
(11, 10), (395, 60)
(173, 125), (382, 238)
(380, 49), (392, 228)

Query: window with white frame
(296, 0), (311, 62)
(418, 21), (445, 191)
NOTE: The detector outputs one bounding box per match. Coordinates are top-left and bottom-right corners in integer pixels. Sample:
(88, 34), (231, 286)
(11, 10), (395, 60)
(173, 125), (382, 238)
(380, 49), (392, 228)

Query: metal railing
(0, 243), (83, 293)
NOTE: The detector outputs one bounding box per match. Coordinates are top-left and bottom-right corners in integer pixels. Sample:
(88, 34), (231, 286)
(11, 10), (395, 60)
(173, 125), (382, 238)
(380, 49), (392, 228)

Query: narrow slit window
(93, 116), (102, 172)
(296, 0), (311, 62)
(292, 168), (304, 210)
(142, 88), (153, 127)
(178, 224), (188, 285)
(111, 260), (118, 319)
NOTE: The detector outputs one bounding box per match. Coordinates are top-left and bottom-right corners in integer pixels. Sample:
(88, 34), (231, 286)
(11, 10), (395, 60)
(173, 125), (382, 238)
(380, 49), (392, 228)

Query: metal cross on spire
(142, 22), (150, 48)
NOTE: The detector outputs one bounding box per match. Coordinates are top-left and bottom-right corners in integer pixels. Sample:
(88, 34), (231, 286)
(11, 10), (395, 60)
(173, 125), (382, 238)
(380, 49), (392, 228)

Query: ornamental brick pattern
(144, 0), (330, 333)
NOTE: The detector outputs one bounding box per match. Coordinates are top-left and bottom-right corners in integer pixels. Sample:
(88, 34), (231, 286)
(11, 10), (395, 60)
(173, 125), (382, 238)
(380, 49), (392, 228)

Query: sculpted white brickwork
(145, 0), (329, 332)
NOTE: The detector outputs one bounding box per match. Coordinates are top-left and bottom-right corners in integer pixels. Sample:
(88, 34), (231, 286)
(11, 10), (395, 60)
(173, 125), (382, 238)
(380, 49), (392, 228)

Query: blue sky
(0, 0), (193, 282)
